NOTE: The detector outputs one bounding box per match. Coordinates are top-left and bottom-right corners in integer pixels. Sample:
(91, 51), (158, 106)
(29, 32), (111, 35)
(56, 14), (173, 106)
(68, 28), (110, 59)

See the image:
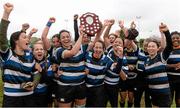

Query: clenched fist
(48, 17), (56, 23)
(22, 23), (30, 31)
(4, 3), (14, 13)
(159, 23), (169, 33)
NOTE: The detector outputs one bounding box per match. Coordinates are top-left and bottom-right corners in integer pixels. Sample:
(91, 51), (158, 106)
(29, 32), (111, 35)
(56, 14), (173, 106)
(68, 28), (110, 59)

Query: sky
(0, 0), (180, 40)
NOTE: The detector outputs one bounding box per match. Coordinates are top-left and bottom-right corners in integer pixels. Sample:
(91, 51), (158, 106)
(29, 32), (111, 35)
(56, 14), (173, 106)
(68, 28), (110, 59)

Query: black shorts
(86, 85), (106, 107)
(119, 79), (136, 92)
(150, 93), (171, 107)
(3, 94), (35, 107)
(47, 80), (58, 103)
(33, 93), (48, 107)
(104, 84), (119, 107)
(56, 83), (86, 103)
(169, 81), (180, 100)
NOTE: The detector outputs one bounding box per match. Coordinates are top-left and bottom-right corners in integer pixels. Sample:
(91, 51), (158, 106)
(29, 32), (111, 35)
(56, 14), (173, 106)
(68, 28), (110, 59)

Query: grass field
(0, 71), (3, 106)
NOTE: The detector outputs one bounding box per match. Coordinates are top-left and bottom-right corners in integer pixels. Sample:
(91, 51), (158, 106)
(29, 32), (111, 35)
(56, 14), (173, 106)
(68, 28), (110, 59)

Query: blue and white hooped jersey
(136, 48), (147, 72)
(34, 57), (54, 94)
(167, 49), (180, 76)
(105, 49), (128, 85)
(54, 45), (87, 86)
(104, 45), (113, 55)
(47, 46), (59, 64)
(85, 52), (109, 87)
(0, 49), (37, 97)
(145, 53), (170, 94)
(166, 49), (180, 83)
(124, 48), (139, 79)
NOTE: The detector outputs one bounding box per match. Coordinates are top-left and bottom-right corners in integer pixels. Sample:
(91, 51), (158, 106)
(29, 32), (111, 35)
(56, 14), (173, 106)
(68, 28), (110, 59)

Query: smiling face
(172, 34), (180, 48)
(147, 41), (159, 57)
(16, 32), (29, 51)
(82, 34), (91, 44)
(60, 31), (71, 48)
(113, 38), (123, 49)
(109, 34), (116, 44)
(93, 41), (104, 58)
(112, 38), (124, 56)
(33, 43), (45, 61)
(52, 36), (61, 48)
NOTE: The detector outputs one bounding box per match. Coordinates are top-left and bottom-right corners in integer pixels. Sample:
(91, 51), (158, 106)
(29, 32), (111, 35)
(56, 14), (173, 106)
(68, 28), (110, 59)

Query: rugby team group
(0, 2), (180, 108)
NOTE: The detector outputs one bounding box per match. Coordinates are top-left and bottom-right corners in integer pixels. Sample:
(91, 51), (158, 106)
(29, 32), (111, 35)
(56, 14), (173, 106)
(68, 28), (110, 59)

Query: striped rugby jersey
(85, 52), (110, 87)
(144, 30), (172, 95)
(105, 49), (128, 85)
(54, 45), (87, 86)
(123, 47), (140, 79)
(167, 49), (180, 82)
(1, 49), (37, 96)
(145, 53), (170, 94)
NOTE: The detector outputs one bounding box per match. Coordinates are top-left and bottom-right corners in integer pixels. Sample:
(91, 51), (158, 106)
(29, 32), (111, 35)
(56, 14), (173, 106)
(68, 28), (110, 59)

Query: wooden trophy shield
(80, 12), (101, 36)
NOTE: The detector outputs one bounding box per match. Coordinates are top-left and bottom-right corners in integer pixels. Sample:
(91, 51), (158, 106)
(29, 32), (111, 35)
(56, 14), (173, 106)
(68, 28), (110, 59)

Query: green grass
(0, 70), (3, 106)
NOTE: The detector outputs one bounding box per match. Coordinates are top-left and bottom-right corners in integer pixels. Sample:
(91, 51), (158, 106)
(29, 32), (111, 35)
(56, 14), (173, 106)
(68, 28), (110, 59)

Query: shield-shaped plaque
(80, 12), (101, 36)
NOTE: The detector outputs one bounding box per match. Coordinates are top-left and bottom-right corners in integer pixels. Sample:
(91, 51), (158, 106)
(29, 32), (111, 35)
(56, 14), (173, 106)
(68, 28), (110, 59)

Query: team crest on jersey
(109, 54), (112, 57)
(87, 59), (90, 63)
(26, 52), (30, 56)
(100, 62), (103, 66)
(60, 98), (65, 102)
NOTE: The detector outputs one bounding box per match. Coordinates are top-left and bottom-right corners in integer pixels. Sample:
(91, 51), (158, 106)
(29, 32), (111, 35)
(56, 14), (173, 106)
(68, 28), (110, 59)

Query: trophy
(127, 21), (139, 40)
(80, 12), (101, 36)
(127, 28), (139, 40)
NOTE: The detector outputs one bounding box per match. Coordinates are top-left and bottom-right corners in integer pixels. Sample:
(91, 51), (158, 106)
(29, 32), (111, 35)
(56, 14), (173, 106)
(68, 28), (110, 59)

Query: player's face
(93, 42), (104, 57)
(33, 44), (45, 61)
(60, 32), (71, 48)
(147, 42), (159, 57)
(172, 34), (180, 48)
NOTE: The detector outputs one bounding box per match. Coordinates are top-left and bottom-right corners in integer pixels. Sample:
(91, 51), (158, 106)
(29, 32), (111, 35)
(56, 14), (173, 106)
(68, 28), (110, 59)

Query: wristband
(46, 21), (52, 27)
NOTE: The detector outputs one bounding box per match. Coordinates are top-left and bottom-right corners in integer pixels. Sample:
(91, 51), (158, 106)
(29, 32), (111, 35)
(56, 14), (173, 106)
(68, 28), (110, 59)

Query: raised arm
(21, 23), (38, 40)
(62, 26), (83, 59)
(103, 19), (115, 48)
(21, 23), (30, 32)
(87, 21), (105, 51)
(115, 46), (127, 80)
(28, 28), (38, 40)
(159, 31), (166, 52)
(0, 3), (13, 52)
(94, 21), (105, 41)
(119, 20), (129, 38)
(41, 17), (55, 50)
(159, 23), (173, 61)
(74, 14), (79, 42)
(2, 3), (13, 21)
